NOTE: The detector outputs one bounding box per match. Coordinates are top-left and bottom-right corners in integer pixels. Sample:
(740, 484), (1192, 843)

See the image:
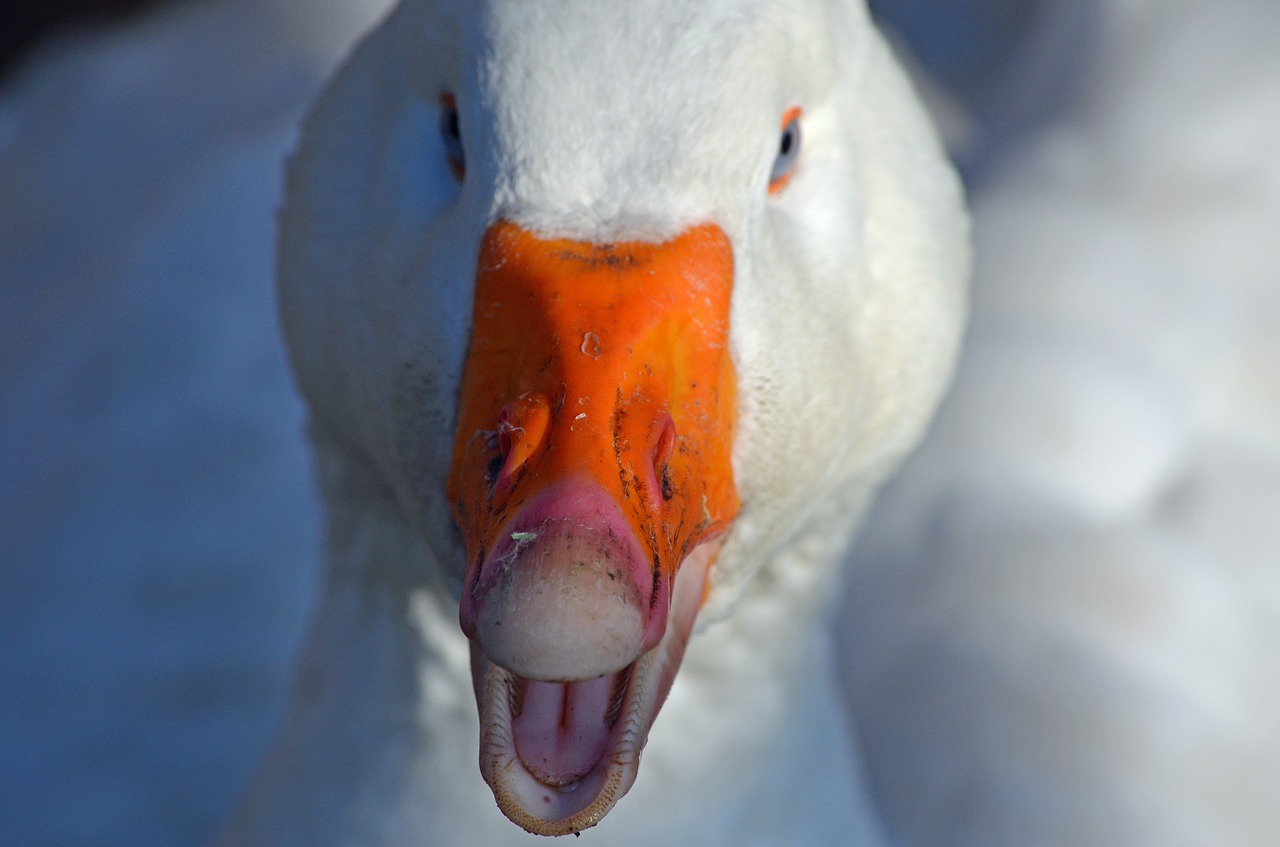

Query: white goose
(216, 0), (967, 843)
(6, 1), (1280, 845)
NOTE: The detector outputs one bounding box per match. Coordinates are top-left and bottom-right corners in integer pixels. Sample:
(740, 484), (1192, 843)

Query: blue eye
(769, 109), (802, 193)
(440, 93), (464, 180)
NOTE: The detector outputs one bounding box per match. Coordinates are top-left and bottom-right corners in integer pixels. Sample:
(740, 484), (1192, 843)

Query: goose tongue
(512, 673), (619, 787)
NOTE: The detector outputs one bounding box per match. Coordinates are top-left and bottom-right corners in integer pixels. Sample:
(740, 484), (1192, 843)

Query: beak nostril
(494, 394), (550, 488)
(650, 415), (677, 502)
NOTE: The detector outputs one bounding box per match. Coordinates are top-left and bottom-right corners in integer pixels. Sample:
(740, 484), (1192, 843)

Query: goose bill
(448, 221), (740, 834)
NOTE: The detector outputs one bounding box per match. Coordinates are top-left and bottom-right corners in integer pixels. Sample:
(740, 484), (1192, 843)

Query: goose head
(279, 0), (967, 835)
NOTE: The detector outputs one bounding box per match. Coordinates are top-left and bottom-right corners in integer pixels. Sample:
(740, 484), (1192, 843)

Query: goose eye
(768, 108), (802, 194)
(440, 93), (464, 180)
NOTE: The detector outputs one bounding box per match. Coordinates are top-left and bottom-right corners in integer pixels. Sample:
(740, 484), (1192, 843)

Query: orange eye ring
(768, 106), (803, 195)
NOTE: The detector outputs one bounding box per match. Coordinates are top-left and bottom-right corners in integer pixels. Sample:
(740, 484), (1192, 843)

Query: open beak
(447, 219), (739, 835)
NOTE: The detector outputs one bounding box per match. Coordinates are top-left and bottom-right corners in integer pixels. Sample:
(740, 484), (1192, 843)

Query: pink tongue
(512, 673), (617, 787)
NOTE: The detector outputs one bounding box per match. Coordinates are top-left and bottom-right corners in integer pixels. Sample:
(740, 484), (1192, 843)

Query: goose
(214, 0), (967, 842)
(5, 0), (1279, 845)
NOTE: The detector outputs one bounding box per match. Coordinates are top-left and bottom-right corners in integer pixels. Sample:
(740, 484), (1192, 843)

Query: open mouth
(447, 220), (739, 834)
(470, 540), (713, 836)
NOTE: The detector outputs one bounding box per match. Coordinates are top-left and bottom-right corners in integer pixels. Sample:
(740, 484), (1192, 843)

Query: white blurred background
(1, 1), (1276, 845)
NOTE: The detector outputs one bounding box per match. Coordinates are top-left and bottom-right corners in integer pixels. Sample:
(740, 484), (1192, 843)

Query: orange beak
(446, 219), (739, 833)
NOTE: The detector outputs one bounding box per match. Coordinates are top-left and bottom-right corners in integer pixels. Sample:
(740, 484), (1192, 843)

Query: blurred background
(1, 1), (1276, 846)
